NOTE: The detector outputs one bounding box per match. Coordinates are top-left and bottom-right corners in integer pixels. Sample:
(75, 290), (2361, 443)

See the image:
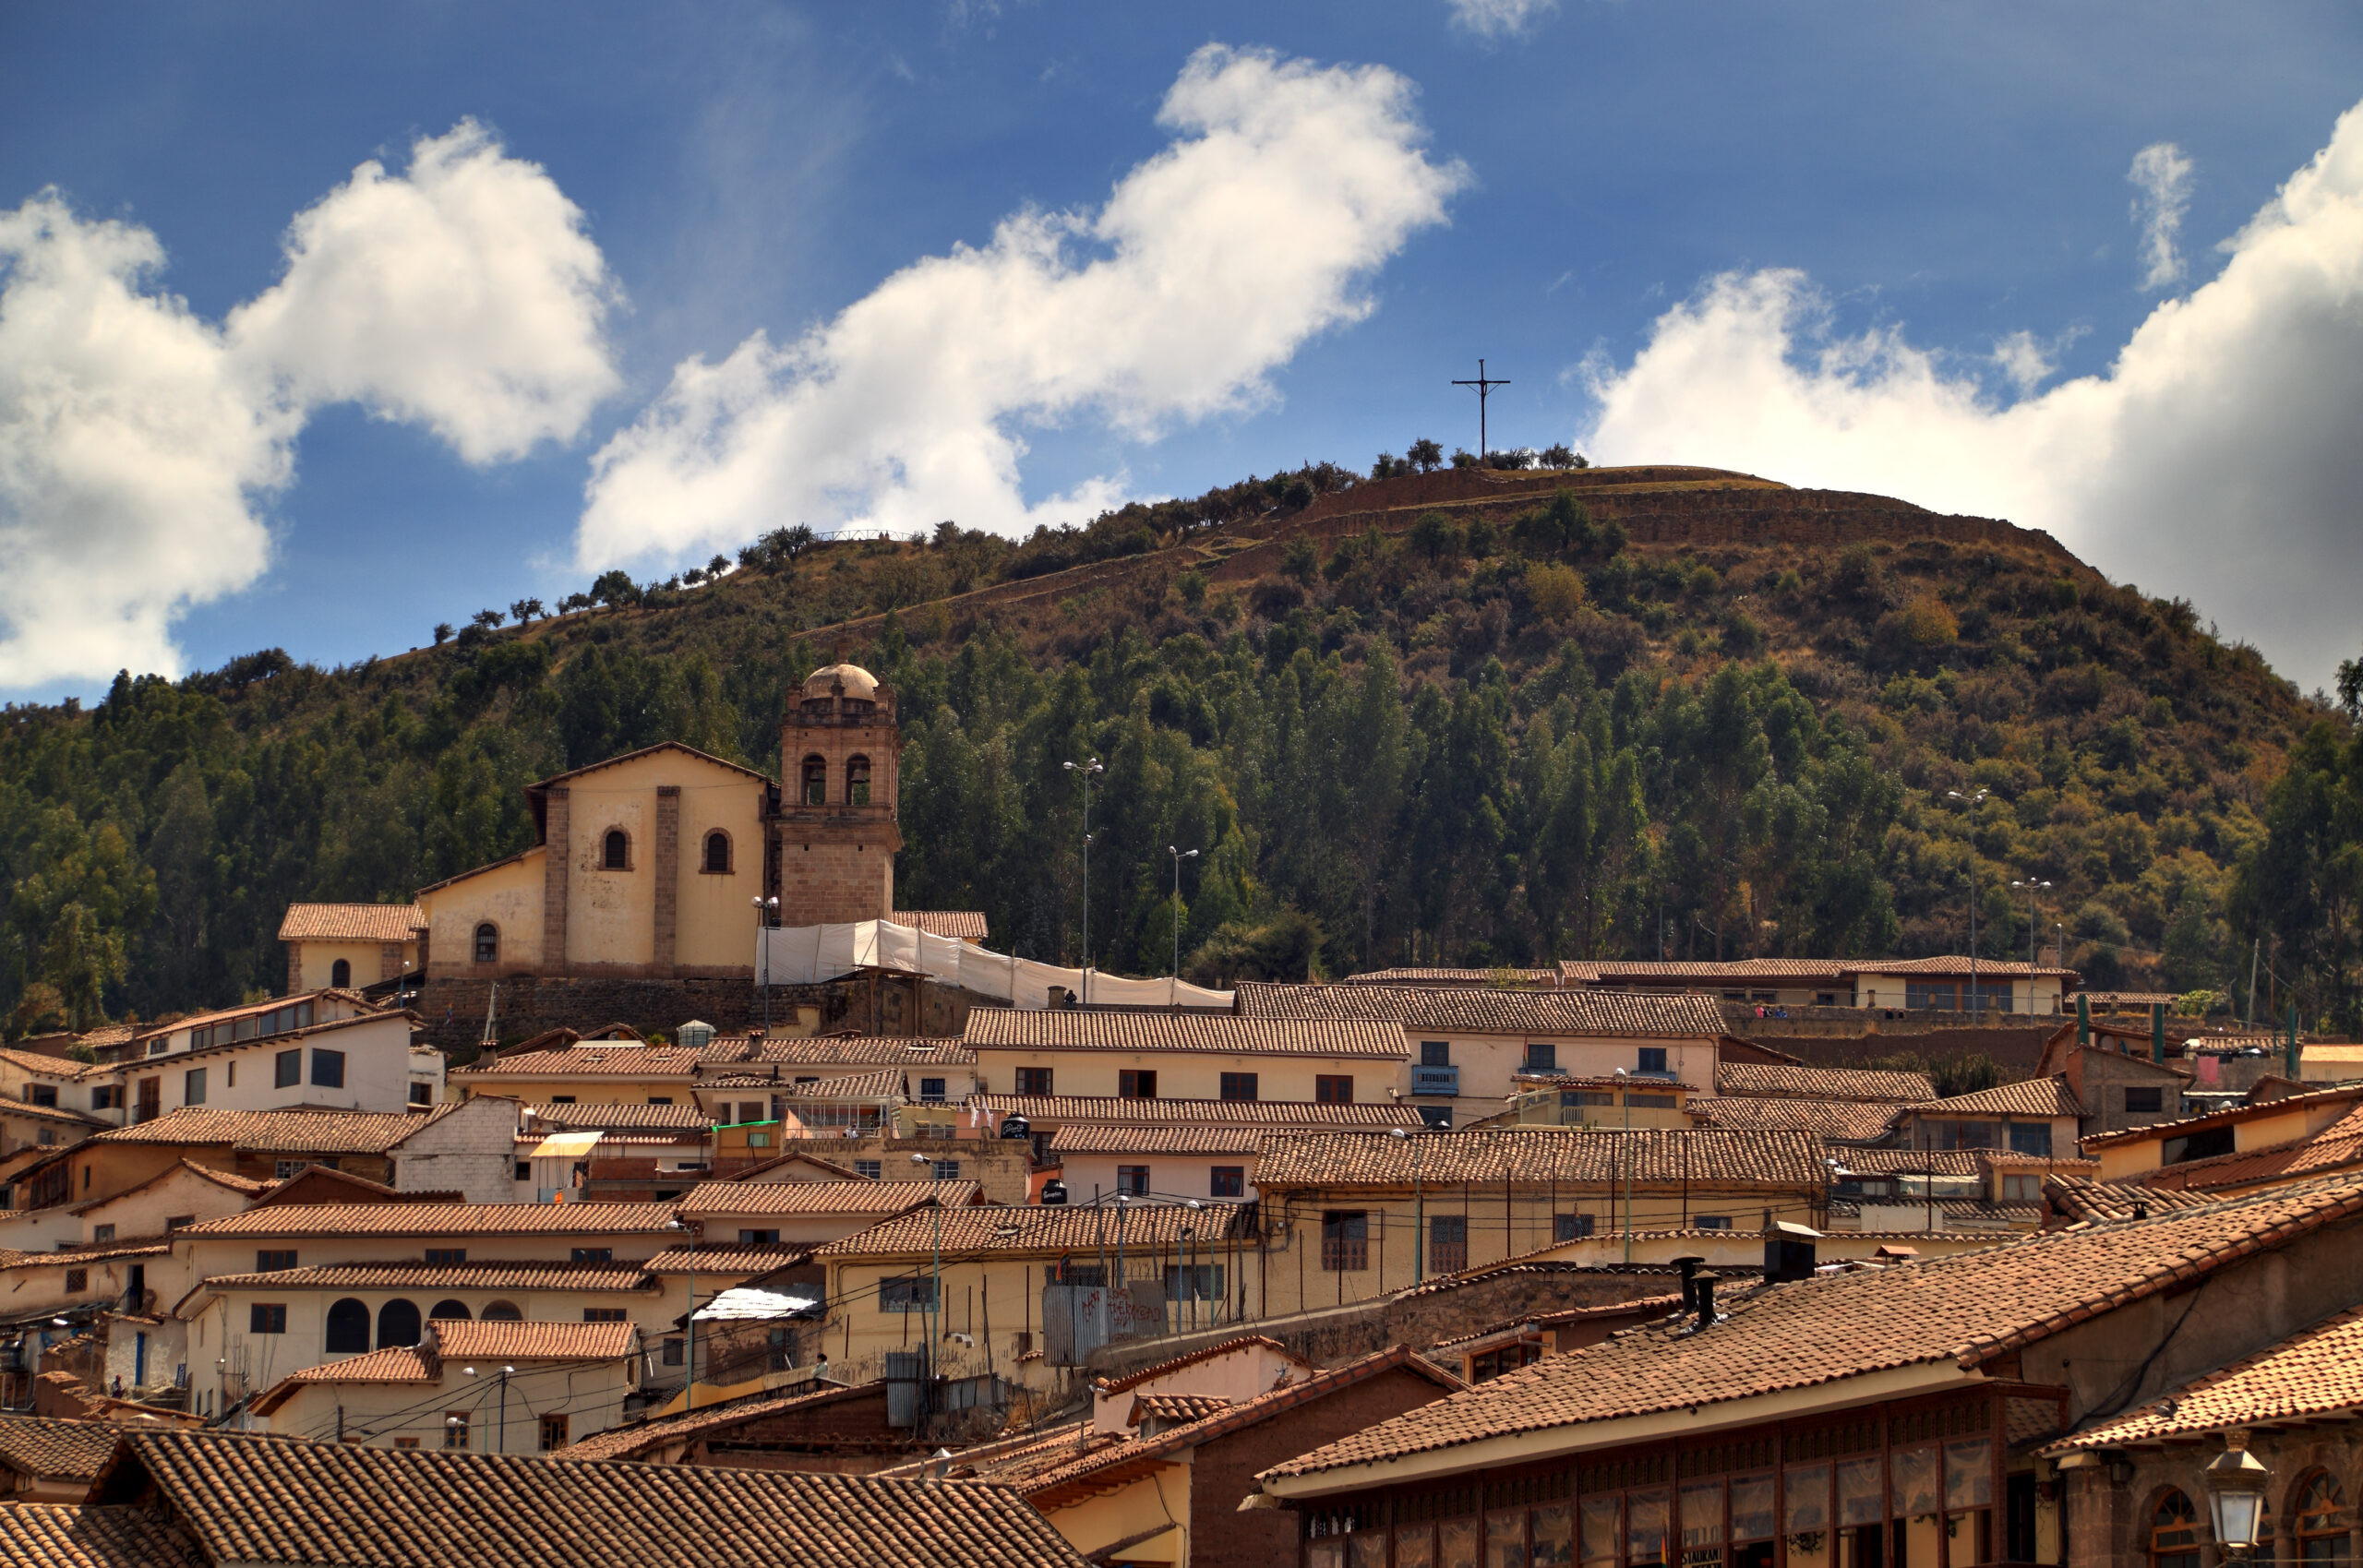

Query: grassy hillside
(0, 461), (2326, 1036)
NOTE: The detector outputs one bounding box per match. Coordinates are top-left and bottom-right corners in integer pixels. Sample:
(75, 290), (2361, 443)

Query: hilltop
(0, 461), (2322, 1035)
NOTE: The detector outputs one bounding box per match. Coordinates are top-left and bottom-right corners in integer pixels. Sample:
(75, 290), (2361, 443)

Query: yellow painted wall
(295, 940), (417, 991)
(1040, 1466), (1190, 1565)
(970, 1047), (1400, 1104)
(672, 767), (766, 974)
(419, 849), (546, 976)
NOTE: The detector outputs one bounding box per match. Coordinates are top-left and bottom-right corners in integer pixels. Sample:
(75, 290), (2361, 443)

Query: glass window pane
(1628, 1489), (1670, 1567)
(1443, 1515), (1481, 1568)
(1489, 1509), (1529, 1568)
(1730, 1476), (1776, 1543)
(1681, 1481), (1725, 1550)
(1579, 1496), (1621, 1568)
(1784, 1464), (1831, 1535)
(1944, 1441), (1993, 1511)
(1533, 1502), (1574, 1568)
(1891, 1447), (1939, 1518)
(1310, 1542), (1346, 1568)
(1351, 1535), (1388, 1568)
(1837, 1458), (1884, 1527)
(1398, 1526), (1436, 1568)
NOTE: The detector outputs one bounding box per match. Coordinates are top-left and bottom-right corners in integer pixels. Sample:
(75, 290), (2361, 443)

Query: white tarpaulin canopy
(756, 919), (1234, 1011)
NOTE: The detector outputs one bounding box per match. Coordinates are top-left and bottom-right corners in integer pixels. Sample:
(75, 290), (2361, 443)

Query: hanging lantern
(2204, 1430), (2273, 1556)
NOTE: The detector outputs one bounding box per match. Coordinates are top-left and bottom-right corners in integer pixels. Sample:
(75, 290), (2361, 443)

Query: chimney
(1672, 1255), (1706, 1312)
(1693, 1271), (1720, 1330)
(1763, 1222), (1820, 1284)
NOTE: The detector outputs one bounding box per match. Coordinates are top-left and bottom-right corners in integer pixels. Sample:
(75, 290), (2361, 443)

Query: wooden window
(1117, 1166), (1150, 1195)
(474, 923), (499, 964)
(394, 1437), (419, 1449)
(801, 754), (827, 805)
(1523, 1042), (1557, 1071)
(1554, 1214), (1595, 1240)
(603, 829), (630, 870)
(846, 755), (872, 806)
(1430, 1215), (1468, 1275)
(249, 1304), (287, 1335)
(1119, 1070), (1158, 1100)
(738, 1228), (781, 1246)
(310, 1049), (344, 1089)
(881, 1275), (935, 1313)
(183, 1068), (206, 1106)
(425, 1249), (467, 1266)
(571, 1248), (613, 1264)
(2297, 1472), (2349, 1565)
(274, 1050), (301, 1089)
(1315, 1075), (1354, 1104)
(1014, 1067), (1053, 1096)
(64, 1269), (86, 1294)
(703, 831), (732, 874)
(1421, 1041), (1451, 1068)
(2153, 1490), (2202, 1568)
(583, 1308), (627, 1323)
(1219, 1072), (1259, 1101)
(257, 1250), (297, 1272)
(1320, 1211), (1368, 1271)
(1637, 1047), (1668, 1073)
(443, 1412), (469, 1449)
(330, 957), (351, 987)
(540, 1414), (570, 1452)
(135, 1078), (161, 1122)
(1210, 1166), (1245, 1198)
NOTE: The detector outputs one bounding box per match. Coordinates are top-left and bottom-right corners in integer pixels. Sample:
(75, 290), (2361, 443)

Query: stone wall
(414, 971), (990, 1054)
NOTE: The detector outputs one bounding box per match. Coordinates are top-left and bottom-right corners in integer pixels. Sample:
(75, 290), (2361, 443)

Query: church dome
(803, 663), (880, 701)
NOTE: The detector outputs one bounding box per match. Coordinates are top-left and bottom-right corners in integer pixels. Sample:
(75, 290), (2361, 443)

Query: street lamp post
(2011, 880), (2053, 973)
(1614, 1068), (1635, 1264)
(2205, 1431), (2273, 1557)
(1947, 790), (1991, 1014)
(750, 894), (780, 1032)
(666, 1218), (701, 1410)
(910, 1151), (943, 1380)
(1389, 1127), (1425, 1285)
(1063, 759), (1105, 1005)
(1167, 846), (1198, 988)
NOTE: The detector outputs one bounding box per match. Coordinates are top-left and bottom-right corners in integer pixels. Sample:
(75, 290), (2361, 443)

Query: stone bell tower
(771, 661), (902, 924)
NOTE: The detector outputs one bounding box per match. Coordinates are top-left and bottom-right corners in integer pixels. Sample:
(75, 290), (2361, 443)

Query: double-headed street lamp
(1168, 846), (1198, 987)
(2010, 880), (2053, 970)
(1388, 1126), (1426, 1285)
(1947, 789), (1992, 1012)
(750, 894), (780, 1031)
(1063, 759), (1105, 1005)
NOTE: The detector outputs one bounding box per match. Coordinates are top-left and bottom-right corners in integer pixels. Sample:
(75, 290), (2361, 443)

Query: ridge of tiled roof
(2081, 1080), (2363, 1149)
(1342, 967), (1561, 986)
(1234, 982), (1725, 1038)
(814, 1203), (1253, 1259)
(1905, 1075), (2084, 1119)
(2042, 1303), (2363, 1451)
(554, 1379), (870, 1463)
(192, 1262), (657, 1293)
(1259, 1174), (2363, 1486)
(434, 1318), (640, 1361)
(676, 1179), (979, 1217)
(711, 1037), (977, 1067)
(1685, 1095), (1901, 1141)
(963, 1010), (1408, 1059)
(460, 1037), (976, 1079)
(1045, 1124), (1265, 1155)
(973, 1095), (1406, 1128)
(1714, 1062), (1937, 1103)
(111, 1429), (1092, 1568)
(0, 1097), (109, 1129)
(1829, 1148), (1985, 1176)
(276, 902), (426, 942)
(0, 1237), (174, 1270)
(0, 1047), (99, 1080)
(176, 1202), (681, 1239)
(1025, 1346), (1463, 1503)
(525, 1102), (713, 1131)
(0, 1417), (122, 1480)
(1253, 1128), (1829, 1190)
(641, 1244), (813, 1275)
(1095, 1335), (1309, 1395)
(91, 1105), (450, 1155)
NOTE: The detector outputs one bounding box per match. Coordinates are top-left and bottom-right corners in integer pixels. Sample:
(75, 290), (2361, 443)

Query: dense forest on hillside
(4, 458), (2356, 1037)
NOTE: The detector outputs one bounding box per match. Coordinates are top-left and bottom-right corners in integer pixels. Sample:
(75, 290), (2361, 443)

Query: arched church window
(604, 829), (630, 869)
(330, 958), (351, 988)
(474, 924), (498, 964)
(846, 755), (871, 807)
(801, 754), (827, 806)
(704, 831), (731, 874)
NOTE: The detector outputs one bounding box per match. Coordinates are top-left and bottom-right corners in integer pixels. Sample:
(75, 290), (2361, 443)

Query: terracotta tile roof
(2045, 1304), (2363, 1451)
(0, 1098), (107, 1130)
(976, 1095), (1406, 1129)
(0, 1238), (173, 1271)
(1026, 1346), (1463, 1504)
(0, 1503), (195, 1567)
(69, 1158), (274, 1215)
(1235, 982), (1725, 1038)
(1515, 1072), (1702, 1093)
(455, 1046), (709, 1080)
(1977, 1152), (2100, 1174)
(677, 1179), (979, 1217)
(114, 1429), (1092, 1567)
(773, 1069), (906, 1099)
(1581, 959), (1853, 982)
(463, 1037), (977, 1081)
(2040, 1178), (2221, 1224)
(276, 902), (426, 942)
(965, 1009), (1407, 1059)
(435, 1318), (639, 1361)
(526, 1102), (712, 1131)
(1715, 1062), (1936, 1103)
(555, 1378), (877, 1463)
(91, 1105), (449, 1155)
(2081, 1081), (2363, 1150)
(2137, 1105), (2363, 1194)
(259, 1345), (439, 1394)
(815, 1203), (1253, 1259)
(1129, 1394), (1232, 1425)
(894, 1420), (1128, 1486)
(726, 1151), (869, 1182)
(0, 1418), (120, 1481)
(1685, 1096), (1902, 1142)
(1903, 1075), (2085, 1119)
(1344, 967), (1562, 986)
(1253, 1129), (1829, 1191)
(641, 1244), (813, 1275)
(1260, 1176), (2363, 1485)
(1045, 1124), (1265, 1155)
(176, 1202), (681, 1239)
(710, 1037), (978, 1068)
(1829, 1149), (1986, 1177)
(890, 911), (990, 940)
(0, 1048), (97, 1080)
(194, 1262), (657, 1293)
(1096, 1335), (1311, 1395)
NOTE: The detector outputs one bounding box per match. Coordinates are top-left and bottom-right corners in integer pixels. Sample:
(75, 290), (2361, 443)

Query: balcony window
(1320, 1211), (1368, 1272)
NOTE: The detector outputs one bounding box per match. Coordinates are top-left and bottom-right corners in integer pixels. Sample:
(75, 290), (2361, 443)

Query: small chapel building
(412, 662), (909, 981)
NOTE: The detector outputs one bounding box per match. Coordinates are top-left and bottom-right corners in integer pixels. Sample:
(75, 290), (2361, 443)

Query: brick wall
(1189, 1364), (1456, 1568)
(779, 842), (894, 924)
(654, 785), (680, 976)
(542, 786), (570, 970)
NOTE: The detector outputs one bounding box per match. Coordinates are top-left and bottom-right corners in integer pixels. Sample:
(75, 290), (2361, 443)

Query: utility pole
(1451, 360), (1511, 461)
(750, 894), (779, 1032)
(1168, 846), (1197, 992)
(1063, 759), (1105, 1005)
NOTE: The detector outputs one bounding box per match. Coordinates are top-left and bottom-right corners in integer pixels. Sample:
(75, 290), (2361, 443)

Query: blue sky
(5, 2), (2362, 700)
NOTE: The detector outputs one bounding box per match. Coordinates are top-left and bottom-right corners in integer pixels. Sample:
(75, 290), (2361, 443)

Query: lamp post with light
(1063, 759), (1105, 1005)
(1388, 1127), (1426, 1285)
(1615, 1068), (1635, 1264)
(2205, 1430), (2273, 1559)
(1168, 846), (1198, 987)
(2011, 880), (2053, 976)
(1947, 789), (1992, 1013)
(750, 894), (780, 1032)
(911, 1151), (943, 1371)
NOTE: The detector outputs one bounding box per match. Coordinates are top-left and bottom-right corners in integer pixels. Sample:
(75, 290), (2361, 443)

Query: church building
(412, 662), (918, 981)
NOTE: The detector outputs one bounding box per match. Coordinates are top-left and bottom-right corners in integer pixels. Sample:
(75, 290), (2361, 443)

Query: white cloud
(577, 44), (1466, 568)
(2129, 140), (2195, 291)
(0, 124), (618, 687)
(1446, 0), (1559, 40)
(1583, 98), (2363, 687)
